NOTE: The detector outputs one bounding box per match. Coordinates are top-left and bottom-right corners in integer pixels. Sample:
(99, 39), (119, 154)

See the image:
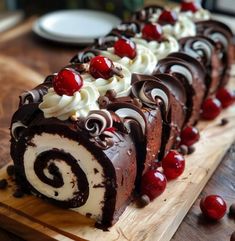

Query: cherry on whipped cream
(114, 38), (137, 59)
(180, 1), (199, 13)
(201, 97), (222, 120)
(141, 23), (163, 41)
(53, 68), (83, 96)
(158, 10), (178, 25)
(141, 170), (167, 201)
(162, 150), (185, 180)
(200, 195), (227, 220)
(216, 87), (235, 108)
(180, 126), (200, 147)
(89, 56), (114, 79)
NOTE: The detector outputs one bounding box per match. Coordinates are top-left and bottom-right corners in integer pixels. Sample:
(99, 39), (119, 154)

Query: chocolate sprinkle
(6, 165), (15, 176)
(138, 194), (150, 207)
(229, 203), (235, 218)
(0, 179), (8, 189)
(178, 145), (188, 155)
(219, 118), (229, 126)
(188, 145), (195, 155)
(13, 188), (24, 198)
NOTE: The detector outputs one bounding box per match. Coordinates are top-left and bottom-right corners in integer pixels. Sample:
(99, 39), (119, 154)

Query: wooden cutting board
(0, 55), (234, 241)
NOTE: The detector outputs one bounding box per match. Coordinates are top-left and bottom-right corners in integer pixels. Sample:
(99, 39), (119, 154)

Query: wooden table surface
(0, 19), (234, 241)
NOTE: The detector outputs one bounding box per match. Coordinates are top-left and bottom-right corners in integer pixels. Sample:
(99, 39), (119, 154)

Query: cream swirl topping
(132, 34), (179, 59)
(39, 82), (100, 120)
(150, 12), (196, 39)
(101, 44), (157, 75)
(82, 62), (132, 97)
(174, 6), (211, 21)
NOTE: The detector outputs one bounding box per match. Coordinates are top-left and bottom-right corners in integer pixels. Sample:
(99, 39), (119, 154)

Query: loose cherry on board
(216, 88), (235, 108)
(180, 126), (200, 147)
(53, 68), (83, 96)
(158, 10), (178, 25)
(140, 170), (167, 201)
(201, 98), (222, 120)
(114, 38), (137, 59)
(141, 23), (163, 41)
(200, 195), (227, 220)
(162, 150), (185, 180)
(89, 56), (114, 79)
(180, 1), (199, 13)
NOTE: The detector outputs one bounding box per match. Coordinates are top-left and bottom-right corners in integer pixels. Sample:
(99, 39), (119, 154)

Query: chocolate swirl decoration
(110, 21), (141, 38)
(179, 36), (220, 95)
(94, 35), (119, 50)
(70, 48), (100, 64)
(131, 76), (170, 119)
(131, 5), (164, 22)
(196, 20), (233, 87)
(84, 110), (113, 137)
(20, 82), (51, 106)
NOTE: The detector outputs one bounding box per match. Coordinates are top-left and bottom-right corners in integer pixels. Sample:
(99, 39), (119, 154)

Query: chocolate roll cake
(9, 1), (234, 230)
(179, 36), (221, 96)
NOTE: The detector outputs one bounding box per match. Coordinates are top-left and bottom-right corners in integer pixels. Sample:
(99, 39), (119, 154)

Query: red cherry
(141, 23), (163, 41)
(114, 38), (136, 59)
(53, 68), (83, 96)
(162, 150), (185, 180)
(89, 56), (114, 79)
(216, 88), (235, 108)
(180, 126), (200, 147)
(181, 1), (199, 13)
(158, 10), (178, 25)
(201, 98), (222, 120)
(141, 170), (167, 201)
(200, 195), (227, 220)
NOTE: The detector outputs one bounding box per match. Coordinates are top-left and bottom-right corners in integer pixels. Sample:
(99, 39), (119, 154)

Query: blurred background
(0, 0), (235, 32)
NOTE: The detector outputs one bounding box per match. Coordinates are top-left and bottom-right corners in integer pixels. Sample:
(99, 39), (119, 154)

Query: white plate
(33, 10), (121, 44)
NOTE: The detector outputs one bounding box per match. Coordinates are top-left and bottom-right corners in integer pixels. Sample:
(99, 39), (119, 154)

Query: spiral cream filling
(82, 62), (132, 97)
(39, 83), (100, 120)
(24, 133), (106, 220)
(132, 35), (179, 59)
(101, 44), (157, 75)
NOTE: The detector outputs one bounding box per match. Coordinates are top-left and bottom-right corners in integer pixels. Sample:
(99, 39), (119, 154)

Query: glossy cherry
(201, 98), (222, 120)
(53, 68), (83, 96)
(158, 10), (177, 25)
(216, 88), (235, 108)
(180, 1), (199, 13)
(141, 170), (167, 201)
(89, 55), (114, 79)
(180, 126), (200, 147)
(141, 23), (163, 41)
(162, 150), (185, 180)
(114, 38), (137, 59)
(200, 195), (227, 220)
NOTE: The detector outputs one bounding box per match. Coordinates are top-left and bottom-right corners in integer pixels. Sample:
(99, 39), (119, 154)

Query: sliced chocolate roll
(196, 20), (234, 87)
(107, 100), (162, 188)
(154, 52), (206, 125)
(131, 74), (186, 158)
(179, 35), (221, 96)
(10, 81), (138, 229)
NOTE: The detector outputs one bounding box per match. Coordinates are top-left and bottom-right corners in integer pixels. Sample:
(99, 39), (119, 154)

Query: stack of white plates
(33, 10), (121, 44)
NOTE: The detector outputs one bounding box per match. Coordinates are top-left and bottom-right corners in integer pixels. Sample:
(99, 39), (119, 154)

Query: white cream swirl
(101, 44), (157, 75)
(132, 34), (179, 59)
(82, 62), (132, 97)
(149, 12), (196, 39)
(174, 6), (211, 21)
(39, 83), (100, 120)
